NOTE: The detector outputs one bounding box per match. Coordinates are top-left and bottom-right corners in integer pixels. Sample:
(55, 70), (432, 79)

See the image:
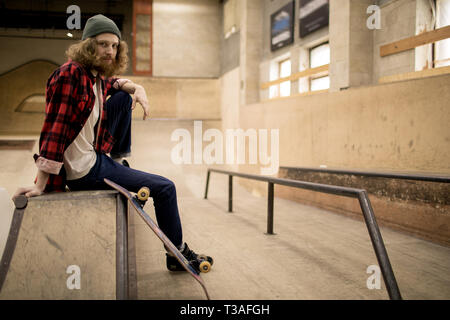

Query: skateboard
(104, 178), (211, 300)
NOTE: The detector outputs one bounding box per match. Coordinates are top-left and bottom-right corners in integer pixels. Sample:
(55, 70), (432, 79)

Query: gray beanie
(82, 14), (121, 40)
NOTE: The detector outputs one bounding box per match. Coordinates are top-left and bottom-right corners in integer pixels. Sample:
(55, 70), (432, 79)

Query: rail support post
(228, 175), (233, 213)
(204, 170), (210, 199)
(267, 182), (275, 235)
(358, 191), (402, 300)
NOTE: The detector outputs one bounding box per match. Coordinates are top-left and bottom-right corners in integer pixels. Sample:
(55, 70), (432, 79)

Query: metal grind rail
(204, 168), (402, 300)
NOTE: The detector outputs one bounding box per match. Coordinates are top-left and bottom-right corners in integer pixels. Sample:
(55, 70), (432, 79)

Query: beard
(92, 57), (119, 78)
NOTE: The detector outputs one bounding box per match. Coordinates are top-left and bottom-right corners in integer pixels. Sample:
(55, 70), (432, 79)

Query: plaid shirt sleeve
(35, 64), (83, 175)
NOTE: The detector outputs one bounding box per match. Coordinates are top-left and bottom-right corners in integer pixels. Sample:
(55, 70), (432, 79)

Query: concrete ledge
(277, 167), (450, 247)
(0, 190), (134, 300)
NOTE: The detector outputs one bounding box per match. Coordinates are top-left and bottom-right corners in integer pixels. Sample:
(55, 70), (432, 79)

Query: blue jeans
(66, 91), (183, 247)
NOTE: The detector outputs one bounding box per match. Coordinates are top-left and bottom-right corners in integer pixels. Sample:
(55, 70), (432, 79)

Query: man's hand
(121, 81), (150, 120)
(132, 85), (150, 120)
(13, 185), (44, 200)
(13, 169), (49, 200)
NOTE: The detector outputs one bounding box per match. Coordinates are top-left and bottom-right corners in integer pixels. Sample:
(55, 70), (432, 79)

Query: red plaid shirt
(35, 60), (124, 192)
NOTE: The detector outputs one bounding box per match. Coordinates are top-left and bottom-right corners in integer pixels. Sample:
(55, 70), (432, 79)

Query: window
(311, 76), (330, 91)
(269, 57), (291, 99)
(279, 59), (291, 97)
(435, 0), (450, 67)
(269, 65), (279, 99)
(309, 42), (330, 91)
(310, 42), (330, 68)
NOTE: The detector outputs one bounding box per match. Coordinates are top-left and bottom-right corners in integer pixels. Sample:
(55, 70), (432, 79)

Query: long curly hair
(65, 37), (128, 77)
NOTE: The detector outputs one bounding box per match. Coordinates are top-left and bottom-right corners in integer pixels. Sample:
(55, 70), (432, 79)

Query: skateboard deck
(104, 178), (210, 300)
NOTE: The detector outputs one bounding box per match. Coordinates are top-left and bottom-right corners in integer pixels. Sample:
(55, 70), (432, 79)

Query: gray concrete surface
(1, 120), (449, 300)
(0, 191), (119, 299)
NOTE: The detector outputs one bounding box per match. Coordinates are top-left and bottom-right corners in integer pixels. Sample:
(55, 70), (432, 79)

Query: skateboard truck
(135, 187), (150, 207)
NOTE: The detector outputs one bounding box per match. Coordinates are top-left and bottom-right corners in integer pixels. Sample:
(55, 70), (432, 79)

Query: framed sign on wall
(299, 0), (329, 38)
(270, 1), (295, 52)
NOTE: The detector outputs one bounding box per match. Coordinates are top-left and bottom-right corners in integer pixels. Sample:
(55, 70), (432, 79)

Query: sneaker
(166, 243), (213, 273)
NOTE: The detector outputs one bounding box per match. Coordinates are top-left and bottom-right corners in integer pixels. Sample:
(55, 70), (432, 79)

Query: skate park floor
(1, 119), (449, 300)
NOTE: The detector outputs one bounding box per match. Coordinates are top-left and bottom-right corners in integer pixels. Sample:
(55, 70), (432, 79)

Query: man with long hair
(13, 14), (211, 273)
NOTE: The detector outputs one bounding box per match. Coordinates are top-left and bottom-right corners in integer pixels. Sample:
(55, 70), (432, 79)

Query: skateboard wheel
(199, 260), (211, 273)
(137, 187), (150, 201)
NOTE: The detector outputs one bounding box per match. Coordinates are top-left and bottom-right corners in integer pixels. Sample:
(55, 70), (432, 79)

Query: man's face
(95, 33), (119, 65)
(93, 33), (120, 77)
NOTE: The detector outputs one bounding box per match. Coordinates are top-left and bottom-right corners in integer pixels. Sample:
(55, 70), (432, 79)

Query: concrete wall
(415, 0), (434, 71)
(127, 75), (221, 120)
(233, 73), (450, 244)
(220, 1), (448, 178)
(0, 1), (223, 132)
(0, 61), (221, 135)
(1, 0), (222, 78)
(220, 0), (240, 77)
(238, 74), (450, 175)
(0, 37), (76, 75)
(152, 0), (221, 78)
(348, 0), (374, 87)
(329, 0), (351, 91)
(240, 0), (263, 106)
(372, 0), (417, 83)
(220, 0), (450, 179)
(219, 67), (241, 172)
(221, 0), (450, 173)
(332, 0), (424, 90)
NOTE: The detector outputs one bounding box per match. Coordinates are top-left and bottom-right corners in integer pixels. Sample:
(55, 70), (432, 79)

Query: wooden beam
(262, 89), (328, 102)
(380, 25), (450, 57)
(261, 64), (329, 89)
(378, 65), (450, 84)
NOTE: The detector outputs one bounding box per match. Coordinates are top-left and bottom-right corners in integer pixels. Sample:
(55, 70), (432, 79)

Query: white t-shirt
(63, 77), (101, 180)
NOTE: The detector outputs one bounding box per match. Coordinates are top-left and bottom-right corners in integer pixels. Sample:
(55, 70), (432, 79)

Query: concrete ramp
(0, 60), (57, 135)
(0, 190), (132, 300)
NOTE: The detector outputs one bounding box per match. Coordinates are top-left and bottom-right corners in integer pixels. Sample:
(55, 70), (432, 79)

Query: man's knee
(163, 179), (176, 191)
(160, 179), (176, 197)
(108, 91), (132, 109)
